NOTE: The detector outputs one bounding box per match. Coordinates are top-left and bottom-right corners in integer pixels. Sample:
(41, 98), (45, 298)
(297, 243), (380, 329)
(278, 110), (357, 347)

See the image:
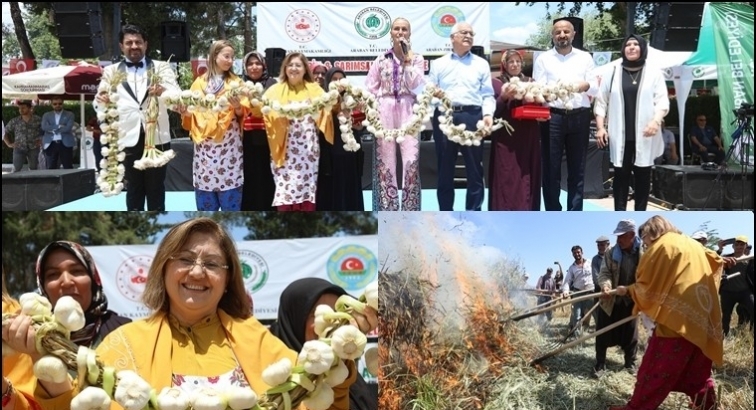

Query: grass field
(379, 269), (754, 410)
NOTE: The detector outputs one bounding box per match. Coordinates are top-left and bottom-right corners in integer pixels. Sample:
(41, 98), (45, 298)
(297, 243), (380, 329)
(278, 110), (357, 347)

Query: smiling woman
(35, 241), (132, 348)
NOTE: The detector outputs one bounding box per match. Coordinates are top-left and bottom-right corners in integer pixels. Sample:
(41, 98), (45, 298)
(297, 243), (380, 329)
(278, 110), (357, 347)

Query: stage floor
(49, 189), (614, 211)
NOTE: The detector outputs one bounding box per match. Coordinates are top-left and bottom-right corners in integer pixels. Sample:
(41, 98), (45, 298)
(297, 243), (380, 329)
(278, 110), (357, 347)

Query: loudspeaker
(471, 45), (486, 60)
(553, 17), (584, 50)
(52, 2), (106, 58)
(2, 169), (96, 211)
(265, 48), (287, 78)
(657, 2), (705, 51)
(652, 165), (753, 210)
(160, 21), (191, 62)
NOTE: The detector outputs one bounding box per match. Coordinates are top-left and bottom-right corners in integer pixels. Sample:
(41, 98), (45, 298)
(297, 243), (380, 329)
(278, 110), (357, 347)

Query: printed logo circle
(115, 255), (153, 302)
(663, 67), (673, 80)
(354, 7), (391, 40)
(327, 245), (378, 292)
(595, 54), (609, 66)
(238, 249), (269, 293)
(431, 6), (465, 37)
(692, 67), (705, 78)
(285, 9), (321, 43)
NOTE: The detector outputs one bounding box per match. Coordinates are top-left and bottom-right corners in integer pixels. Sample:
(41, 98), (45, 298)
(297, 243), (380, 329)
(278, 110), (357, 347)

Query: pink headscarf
(308, 60), (327, 73)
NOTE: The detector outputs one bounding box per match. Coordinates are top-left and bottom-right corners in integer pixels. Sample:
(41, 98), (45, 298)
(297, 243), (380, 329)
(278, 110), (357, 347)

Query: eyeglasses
(169, 255), (228, 273)
(454, 30), (475, 37)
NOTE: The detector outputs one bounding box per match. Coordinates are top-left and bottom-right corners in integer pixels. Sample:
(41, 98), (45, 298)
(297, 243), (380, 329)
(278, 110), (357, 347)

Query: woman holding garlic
(4, 218), (378, 410)
(488, 50), (543, 211)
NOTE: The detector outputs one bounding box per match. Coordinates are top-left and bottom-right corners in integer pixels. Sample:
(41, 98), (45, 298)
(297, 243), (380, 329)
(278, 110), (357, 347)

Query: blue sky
(380, 211), (754, 288)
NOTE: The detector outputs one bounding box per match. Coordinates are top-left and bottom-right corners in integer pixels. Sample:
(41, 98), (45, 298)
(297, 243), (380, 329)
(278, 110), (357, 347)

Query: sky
(379, 211), (754, 290)
(2, 3), (592, 49)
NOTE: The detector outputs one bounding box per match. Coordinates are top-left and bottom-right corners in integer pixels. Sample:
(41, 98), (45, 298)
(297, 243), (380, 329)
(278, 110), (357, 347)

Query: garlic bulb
(54, 295), (86, 332)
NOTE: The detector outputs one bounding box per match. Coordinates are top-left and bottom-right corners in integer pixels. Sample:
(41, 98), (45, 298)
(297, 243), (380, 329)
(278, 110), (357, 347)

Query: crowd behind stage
(532, 215), (753, 410)
(3, 18), (727, 212)
(2, 217), (378, 410)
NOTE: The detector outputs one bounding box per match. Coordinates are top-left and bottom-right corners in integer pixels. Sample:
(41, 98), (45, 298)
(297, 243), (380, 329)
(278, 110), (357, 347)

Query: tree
(696, 221), (722, 250)
(2, 23), (21, 60)
(2, 212), (166, 296)
(525, 11), (621, 52)
(10, 2), (34, 59)
(185, 212), (378, 240)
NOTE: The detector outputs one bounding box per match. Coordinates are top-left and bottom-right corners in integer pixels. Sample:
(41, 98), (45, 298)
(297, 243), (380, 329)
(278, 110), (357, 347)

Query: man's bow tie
(125, 61), (144, 68)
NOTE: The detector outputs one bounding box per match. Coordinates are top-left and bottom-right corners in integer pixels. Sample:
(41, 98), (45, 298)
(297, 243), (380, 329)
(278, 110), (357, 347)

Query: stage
(47, 188), (612, 211)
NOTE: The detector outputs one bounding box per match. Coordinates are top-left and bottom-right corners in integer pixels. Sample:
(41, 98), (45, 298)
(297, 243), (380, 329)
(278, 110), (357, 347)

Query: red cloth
(243, 115), (265, 131)
(615, 335), (716, 410)
(277, 201), (316, 211)
(352, 110), (366, 124)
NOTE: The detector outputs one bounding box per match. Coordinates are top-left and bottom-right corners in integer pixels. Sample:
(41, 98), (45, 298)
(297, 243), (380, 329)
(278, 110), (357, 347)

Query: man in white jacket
(95, 24), (179, 210)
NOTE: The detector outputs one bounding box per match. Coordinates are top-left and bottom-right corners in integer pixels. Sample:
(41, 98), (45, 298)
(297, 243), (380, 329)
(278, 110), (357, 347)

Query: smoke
(379, 213), (532, 326)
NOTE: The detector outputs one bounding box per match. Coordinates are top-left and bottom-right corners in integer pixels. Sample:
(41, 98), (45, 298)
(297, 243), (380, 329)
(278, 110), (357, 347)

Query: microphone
(400, 39), (408, 55)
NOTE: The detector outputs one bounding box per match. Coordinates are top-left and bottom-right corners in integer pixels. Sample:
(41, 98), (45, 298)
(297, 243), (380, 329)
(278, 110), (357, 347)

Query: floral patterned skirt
(271, 119), (319, 206)
(193, 120), (244, 192)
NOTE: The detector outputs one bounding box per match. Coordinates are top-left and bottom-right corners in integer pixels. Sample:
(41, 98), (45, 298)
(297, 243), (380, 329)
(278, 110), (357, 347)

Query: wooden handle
(531, 314), (638, 365)
(560, 300), (602, 344)
(508, 289), (616, 322)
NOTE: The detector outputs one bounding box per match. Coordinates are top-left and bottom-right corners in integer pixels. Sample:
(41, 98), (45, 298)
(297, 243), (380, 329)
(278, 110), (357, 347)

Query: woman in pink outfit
(365, 17), (426, 211)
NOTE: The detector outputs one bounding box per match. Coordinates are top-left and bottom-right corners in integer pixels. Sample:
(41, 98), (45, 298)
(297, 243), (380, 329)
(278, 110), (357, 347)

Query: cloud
(492, 23), (541, 45)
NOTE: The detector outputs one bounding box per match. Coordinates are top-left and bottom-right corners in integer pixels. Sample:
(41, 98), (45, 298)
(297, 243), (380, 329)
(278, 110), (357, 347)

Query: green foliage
(2, 212), (166, 296)
(184, 212), (378, 240)
(524, 10), (621, 51)
(2, 23), (21, 59)
(696, 221), (723, 250)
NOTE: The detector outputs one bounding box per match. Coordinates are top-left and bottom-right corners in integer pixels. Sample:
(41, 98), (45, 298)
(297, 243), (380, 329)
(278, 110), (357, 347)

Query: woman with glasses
(489, 50), (543, 211)
(365, 17), (426, 211)
(6, 218), (377, 409)
(253, 52), (337, 211)
(594, 34), (669, 211)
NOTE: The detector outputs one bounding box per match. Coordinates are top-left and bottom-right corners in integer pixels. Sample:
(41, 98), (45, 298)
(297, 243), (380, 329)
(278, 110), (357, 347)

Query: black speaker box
(53, 2), (106, 58)
(652, 165), (753, 210)
(265, 48), (287, 78)
(2, 169), (96, 211)
(161, 21), (191, 62)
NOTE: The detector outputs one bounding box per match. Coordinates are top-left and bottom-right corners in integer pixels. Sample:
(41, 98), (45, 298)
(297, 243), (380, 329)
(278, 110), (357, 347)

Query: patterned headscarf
(242, 50), (270, 85)
(500, 50), (526, 83)
(36, 241), (109, 346)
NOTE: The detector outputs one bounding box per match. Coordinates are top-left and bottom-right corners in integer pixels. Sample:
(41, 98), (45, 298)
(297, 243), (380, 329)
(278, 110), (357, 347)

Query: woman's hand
(596, 128), (609, 148)
(643, 120), (659, 137)
(615, 286), (627, 296)
(228, 96), (241, 109)
(350, 307), (378, 335)
(2, 314), (40, 360)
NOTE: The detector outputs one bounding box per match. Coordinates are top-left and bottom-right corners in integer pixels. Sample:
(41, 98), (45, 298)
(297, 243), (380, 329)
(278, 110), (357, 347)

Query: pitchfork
(506, 289), (606, 322)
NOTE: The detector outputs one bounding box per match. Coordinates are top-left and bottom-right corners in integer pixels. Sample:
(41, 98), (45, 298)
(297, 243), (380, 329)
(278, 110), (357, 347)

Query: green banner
(710, 3), (754, 165)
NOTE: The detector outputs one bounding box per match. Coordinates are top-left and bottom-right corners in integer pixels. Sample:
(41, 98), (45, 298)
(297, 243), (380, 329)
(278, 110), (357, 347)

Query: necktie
(125, 61), (144, 69)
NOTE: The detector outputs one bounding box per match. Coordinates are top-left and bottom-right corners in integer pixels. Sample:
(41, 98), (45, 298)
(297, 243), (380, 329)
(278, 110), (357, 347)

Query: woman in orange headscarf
(607, 215), (734, 410)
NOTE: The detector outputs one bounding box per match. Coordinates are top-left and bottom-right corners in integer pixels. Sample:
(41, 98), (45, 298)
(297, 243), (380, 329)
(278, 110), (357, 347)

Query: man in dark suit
(41, 97), (76, 169)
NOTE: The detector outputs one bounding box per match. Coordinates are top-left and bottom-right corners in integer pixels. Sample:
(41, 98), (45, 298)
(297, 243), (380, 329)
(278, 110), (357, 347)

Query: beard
(555, 38), (572, 49)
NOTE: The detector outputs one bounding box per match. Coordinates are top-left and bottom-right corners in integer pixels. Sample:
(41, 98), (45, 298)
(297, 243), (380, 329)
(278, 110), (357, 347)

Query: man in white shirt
(533, 18), (598, 211)
(562, 244), (595, 338)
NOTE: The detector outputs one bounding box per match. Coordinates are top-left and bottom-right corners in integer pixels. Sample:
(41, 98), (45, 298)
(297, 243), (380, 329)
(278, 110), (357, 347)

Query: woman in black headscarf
(594, 34), (669, 211)
(269, 278), (377, 410)
(240, 51), (278, 211)
(315, 67), (365, 211)
(35, 241), (131, 347)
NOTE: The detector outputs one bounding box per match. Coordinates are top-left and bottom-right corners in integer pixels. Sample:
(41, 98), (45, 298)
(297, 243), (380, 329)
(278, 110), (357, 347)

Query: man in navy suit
(95, 24), (179, 211)
(41, 97), (76, 169)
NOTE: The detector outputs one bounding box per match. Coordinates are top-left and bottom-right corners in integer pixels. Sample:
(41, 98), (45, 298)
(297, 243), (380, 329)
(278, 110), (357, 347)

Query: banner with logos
(88, 235), (377, 321)
(257, 2), (490, 78)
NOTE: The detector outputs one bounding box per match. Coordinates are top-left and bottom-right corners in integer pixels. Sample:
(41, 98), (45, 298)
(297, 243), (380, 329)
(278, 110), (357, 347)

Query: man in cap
(590, 235), (611, 327)
(720, 235), (754, 336)
(561, 244), (595, 338)
(595, 219), (641, 376)
(691, 231), (708, 246)
(536, 267), (557, 321)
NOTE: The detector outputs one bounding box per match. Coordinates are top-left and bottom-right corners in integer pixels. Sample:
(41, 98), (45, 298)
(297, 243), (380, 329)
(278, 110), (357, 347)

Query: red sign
(191, 60), (208, 79)
(9, 58), (35, 74)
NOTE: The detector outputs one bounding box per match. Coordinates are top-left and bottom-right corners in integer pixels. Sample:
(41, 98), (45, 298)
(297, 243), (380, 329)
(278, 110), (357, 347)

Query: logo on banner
(594, 53), (609, 66)
(431, 6), (465, 37)
(354, 7), (391, 40)
(692, 67), (705, 79)
(663, 67), (673, 80)
(285, 9), (321, 43)
(238, 250), (269, 293)
(115, 255), (153, 302)
(327, 245), (377, 291)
